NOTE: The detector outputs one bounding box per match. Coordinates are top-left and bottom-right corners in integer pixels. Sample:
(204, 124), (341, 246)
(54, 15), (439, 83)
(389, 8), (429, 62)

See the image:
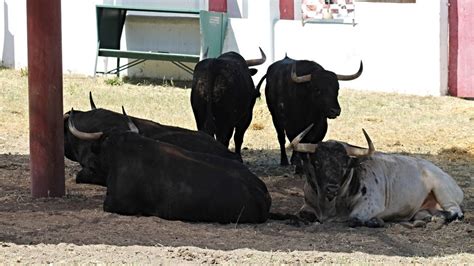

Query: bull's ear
(91, 141), (101, 155)
(249, 68), (258, 76)
(348, 157), (361, 169)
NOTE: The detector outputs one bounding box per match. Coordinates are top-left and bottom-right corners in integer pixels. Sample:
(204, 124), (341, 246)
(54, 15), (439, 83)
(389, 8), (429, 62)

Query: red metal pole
(27, 0), (65, 197)
(209, 0), (227, 12)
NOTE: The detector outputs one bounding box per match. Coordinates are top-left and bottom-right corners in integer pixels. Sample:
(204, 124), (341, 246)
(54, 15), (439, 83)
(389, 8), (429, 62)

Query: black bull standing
(67, 111), (272, 223)
(257, 56), (363, 169)
(191, 48), (266, 157)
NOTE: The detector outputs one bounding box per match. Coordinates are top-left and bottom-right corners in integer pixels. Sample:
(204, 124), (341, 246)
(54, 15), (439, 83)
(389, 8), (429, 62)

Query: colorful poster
(301, 0), (355, 24)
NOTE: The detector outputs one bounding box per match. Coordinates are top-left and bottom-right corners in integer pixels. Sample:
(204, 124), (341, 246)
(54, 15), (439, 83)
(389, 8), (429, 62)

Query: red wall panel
(280, 0), (295, 20)
(449, 0), (474, 97)
(209, 0), (227, 12)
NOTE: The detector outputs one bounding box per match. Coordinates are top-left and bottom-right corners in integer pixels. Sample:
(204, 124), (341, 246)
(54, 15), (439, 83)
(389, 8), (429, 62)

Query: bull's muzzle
(327, 108), (341, 119)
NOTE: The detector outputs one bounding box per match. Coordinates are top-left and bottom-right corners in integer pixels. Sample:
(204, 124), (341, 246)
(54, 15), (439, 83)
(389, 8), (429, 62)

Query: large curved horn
(290, 124), (318, 152)
(68, 108), (103, 140)
(245, 47), (266, 67)
(291, 63), (311, 83)
(121, 106), (139, 133)
(344, 128), (375, 157)
(336, 61), (363, 81)
(89, 91), (97, 110)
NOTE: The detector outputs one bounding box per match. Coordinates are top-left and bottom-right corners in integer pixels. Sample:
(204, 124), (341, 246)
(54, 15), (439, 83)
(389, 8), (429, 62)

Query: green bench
(94, 4), (228, 76)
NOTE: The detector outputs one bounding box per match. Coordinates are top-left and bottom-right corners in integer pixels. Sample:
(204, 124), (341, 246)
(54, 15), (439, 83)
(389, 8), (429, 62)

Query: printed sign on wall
(301, 0), (355, 25)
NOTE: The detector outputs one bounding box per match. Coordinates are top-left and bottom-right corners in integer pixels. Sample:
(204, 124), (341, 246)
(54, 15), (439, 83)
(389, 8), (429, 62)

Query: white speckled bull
(291, 125), (464, 227)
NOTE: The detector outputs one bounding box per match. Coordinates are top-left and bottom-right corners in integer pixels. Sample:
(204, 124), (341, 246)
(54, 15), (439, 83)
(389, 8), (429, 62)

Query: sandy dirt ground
(0, 150), (472, 264)
(0, 72), (472, 263)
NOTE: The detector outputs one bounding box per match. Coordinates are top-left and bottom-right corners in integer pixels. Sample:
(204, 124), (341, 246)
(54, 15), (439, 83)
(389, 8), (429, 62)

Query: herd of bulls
(64, 49), (464, 228)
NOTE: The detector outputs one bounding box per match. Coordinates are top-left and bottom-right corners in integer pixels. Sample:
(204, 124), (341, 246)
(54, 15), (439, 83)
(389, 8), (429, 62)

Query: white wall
(275, 0), (447, 96)
(1, 0), (27, 69)
(62, 0), (102, 75)
(222, 0), (280, 84)
(225, 0), (449, 96)
(0, 0), (449, 95)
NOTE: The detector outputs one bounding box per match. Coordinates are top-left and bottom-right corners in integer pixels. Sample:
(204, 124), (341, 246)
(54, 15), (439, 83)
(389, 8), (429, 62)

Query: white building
(0, 0), (462, 96)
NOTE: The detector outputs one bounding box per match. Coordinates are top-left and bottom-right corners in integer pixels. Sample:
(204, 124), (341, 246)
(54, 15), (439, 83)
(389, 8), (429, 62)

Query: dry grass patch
(0, 68), (473, 264)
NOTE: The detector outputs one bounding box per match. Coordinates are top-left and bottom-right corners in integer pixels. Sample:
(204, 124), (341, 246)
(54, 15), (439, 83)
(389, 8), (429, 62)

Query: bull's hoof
(285, 218), (303, 227)
(76, 169), (93, 184)
(298, 210), (318, 223)
(348, 217), (364, 228)
(412, 220), (427, 228)
(267, 213), (306, 227)
(76, 168), (107, 186)
(365, 217), (385, 228)
(294, 165), (304, 175)
(443, 211), (464, 224)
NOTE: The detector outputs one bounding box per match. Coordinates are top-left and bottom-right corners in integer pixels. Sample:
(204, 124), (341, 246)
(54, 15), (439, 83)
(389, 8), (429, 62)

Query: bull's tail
(203, 61), (217, 136)
(255, 73), (267, 98)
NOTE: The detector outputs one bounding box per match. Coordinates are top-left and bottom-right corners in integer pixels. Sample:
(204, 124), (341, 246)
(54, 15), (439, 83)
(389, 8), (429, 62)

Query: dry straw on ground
(0, 69), (472, 264)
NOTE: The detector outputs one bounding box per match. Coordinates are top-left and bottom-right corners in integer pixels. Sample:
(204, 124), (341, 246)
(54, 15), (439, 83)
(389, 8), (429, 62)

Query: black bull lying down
(291, 125), (464, 227)
(67, 111), (271, 223)
(64, 102), (241, 186)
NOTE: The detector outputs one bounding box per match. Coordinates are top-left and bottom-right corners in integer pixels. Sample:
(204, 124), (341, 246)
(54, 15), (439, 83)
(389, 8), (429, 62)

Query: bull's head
(290, 61), (363, 119)
(291, 125), (374, 222)
(67, 107), (139, 141)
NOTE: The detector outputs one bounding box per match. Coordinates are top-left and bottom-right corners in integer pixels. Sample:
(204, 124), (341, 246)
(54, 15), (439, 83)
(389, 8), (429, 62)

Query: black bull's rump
(64, 108), (242, 186)
(190, 51), (263, 158)
(96, 131), (271, 223)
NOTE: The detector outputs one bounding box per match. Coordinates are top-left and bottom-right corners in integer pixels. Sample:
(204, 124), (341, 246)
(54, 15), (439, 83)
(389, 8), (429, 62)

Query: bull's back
(105, 134), (270, 223)
(149, 131), (242, 161)
(364, 154), (443, 220)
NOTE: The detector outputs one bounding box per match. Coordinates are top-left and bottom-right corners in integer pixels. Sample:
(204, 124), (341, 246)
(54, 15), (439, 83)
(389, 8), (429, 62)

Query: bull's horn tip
(259, 47), (266, 59)
(361, 128), (375, 155)
(362, 128), (370, 140)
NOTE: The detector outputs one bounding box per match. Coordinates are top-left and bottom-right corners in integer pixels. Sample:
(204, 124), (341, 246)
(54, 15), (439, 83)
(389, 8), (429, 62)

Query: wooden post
(27, 0), (65, 197)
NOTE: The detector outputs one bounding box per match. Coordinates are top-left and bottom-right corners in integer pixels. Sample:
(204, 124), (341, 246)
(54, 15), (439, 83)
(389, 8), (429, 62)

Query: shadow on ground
(122, 76), (193, 89)
(0, 151), (472, 257)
